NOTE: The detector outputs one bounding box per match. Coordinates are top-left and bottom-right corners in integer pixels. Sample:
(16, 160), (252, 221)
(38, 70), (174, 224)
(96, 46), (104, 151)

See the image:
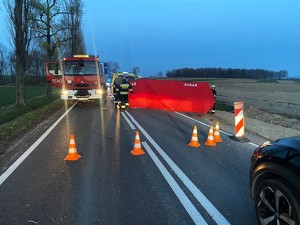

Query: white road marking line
(121, 112), (136, 130)
(142, 142), (208, 225)
(248, 142), (259, 147)
(125, 111), (231, 225)
(0, 102), (77, 186)
(176, 112), (232, 136)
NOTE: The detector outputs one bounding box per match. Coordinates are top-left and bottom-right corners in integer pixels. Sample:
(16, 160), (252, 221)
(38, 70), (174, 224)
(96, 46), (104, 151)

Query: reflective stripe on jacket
(119, 83), (133, 95)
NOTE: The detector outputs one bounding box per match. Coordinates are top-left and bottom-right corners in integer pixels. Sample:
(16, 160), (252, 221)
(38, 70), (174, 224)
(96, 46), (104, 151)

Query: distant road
(0, 103), (258, 225)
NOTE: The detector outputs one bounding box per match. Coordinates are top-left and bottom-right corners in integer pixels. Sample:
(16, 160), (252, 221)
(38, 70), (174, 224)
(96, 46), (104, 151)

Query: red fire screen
(129, 79), (214, 114)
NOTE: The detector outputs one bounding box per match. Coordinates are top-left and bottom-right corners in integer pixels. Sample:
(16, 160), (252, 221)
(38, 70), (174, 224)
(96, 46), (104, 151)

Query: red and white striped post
(231, 101), (249, 142)
(234, 102), (245, 138)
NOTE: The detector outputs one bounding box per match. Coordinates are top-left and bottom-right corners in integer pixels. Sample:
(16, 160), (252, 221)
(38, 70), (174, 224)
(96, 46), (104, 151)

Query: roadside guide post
(230, 101), (249, 142)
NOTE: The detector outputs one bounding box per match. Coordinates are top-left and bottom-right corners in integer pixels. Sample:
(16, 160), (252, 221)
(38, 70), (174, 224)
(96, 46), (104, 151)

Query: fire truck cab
(46, 55), (106, 102)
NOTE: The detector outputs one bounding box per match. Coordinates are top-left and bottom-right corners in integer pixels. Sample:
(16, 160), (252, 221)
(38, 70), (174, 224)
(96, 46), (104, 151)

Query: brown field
(211, 79), (300, 118)
(195, 78), (300, 143)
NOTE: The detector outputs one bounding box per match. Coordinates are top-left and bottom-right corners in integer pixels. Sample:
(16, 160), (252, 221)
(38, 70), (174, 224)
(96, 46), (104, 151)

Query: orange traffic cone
(65, 134), (81, 161)
(131, 131), (145, 156)
(213, 122), (223, 143)
(188, 126), (201, 147)
(205, 126), (216, 146)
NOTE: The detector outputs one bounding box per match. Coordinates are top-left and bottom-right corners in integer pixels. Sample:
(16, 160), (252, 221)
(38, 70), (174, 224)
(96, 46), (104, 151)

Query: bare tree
(109, 62), (120, 73)
(31, 0), (64, 61)
(0, 44), (7, 73)
(0, 44), (7, 85)
(132, 66), (140, 76)
(63, 0), (85, 55)
(27, 48), (45, 85)
(31, 0), (86, 95)
(8, 51), (16, 83)
(31, 0), (85, 59)
(5, 0), (34, 107)
(157, 71), (163, 77)
(30, 0), (67, 95)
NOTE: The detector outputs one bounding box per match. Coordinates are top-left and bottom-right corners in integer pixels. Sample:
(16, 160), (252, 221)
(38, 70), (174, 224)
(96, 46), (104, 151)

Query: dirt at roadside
(202, 79), (300, 144)
(244, 107), (300, 130)
(194, 107), (300, 145)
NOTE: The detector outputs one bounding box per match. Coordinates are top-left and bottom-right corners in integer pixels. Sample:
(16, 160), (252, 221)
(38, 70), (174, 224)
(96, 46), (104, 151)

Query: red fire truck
(46, 55), (106, 102)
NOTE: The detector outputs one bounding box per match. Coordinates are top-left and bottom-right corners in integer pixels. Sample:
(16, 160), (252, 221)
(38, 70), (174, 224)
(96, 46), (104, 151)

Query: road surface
(0, 102), (258, 225)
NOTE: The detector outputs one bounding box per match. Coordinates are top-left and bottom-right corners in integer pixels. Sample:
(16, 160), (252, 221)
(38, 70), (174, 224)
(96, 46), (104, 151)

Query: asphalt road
(0, 102), (259, 225)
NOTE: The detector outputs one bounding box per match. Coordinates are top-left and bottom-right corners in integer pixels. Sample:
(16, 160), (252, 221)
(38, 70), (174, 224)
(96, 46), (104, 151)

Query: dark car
(250, 136), (300, 225)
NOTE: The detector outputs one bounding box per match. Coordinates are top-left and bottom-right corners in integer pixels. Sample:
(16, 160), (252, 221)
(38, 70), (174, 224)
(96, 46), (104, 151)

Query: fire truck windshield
(64, 61), (98, 76)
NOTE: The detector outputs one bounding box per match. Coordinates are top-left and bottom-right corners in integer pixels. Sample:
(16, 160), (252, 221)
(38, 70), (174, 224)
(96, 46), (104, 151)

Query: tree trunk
(47, 84), (52, 96)
(15, 66), (26, 106)
(14, 0), (27, 107)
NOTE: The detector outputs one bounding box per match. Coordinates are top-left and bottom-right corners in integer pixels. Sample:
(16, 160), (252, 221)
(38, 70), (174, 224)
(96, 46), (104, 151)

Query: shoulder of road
(187, 109), (300, 145)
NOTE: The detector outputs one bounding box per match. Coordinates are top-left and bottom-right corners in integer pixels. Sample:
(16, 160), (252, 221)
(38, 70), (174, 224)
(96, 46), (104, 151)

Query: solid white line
(248, 142), (259, 147)
(175, 112), (232, 136)
(121, 112), (136, 130)
(142, 142), (208, 225)
(0, 102), (77, 186)
(125, 111), (231, 225)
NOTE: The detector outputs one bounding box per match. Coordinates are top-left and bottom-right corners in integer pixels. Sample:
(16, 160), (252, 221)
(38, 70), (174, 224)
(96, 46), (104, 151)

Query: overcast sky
(1, 0), (300, 77)
(83, 0), (300, 77)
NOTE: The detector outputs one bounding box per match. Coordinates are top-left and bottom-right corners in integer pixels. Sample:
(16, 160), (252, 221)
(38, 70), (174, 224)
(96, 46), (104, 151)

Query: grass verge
(0, 93), (60, 125)
(0, 99), (64, 150)
(0, 86), (58, 107)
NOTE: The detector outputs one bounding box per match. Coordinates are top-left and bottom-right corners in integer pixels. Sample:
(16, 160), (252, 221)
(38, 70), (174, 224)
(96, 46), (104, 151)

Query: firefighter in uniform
(116, 77), (133, 109)
(211, 84), (217, 113)
(113, 76), (123, 106)
(100, 81), (107, 106)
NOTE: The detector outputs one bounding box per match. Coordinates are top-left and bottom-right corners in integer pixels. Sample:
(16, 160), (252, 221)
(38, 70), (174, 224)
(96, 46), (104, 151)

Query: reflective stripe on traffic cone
(204, 126), (216, 146)
(65, 134), (81, 161)
(131, 131), (145, 156)
(213, 122), (223, 143)
(188, 126), (201, 147)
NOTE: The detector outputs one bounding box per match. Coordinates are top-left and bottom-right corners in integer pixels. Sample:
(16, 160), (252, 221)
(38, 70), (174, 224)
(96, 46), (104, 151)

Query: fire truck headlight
(96, 89), (103, 94)
(62, 90), (70, 95)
